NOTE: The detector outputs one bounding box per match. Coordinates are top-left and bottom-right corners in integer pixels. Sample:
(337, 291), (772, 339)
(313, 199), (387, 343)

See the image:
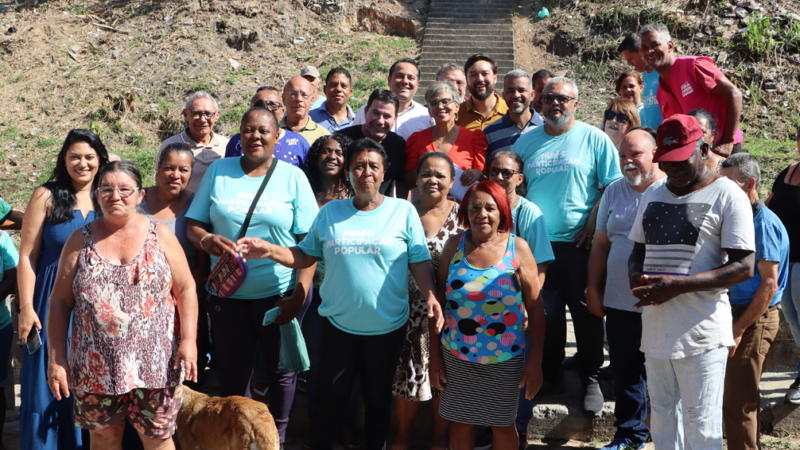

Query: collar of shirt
(181, 128), (218, 148)
(531, 110), (545, 126)
(279, 116), (321, 132)
(465, 93), (506, 118)
(501, 112), (538, 131)
(319, 101), (356, 121)
(398, 100), (427, 118)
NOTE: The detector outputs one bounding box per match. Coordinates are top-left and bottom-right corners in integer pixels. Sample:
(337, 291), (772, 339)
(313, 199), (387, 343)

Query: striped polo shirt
(484, 113), (539, 155)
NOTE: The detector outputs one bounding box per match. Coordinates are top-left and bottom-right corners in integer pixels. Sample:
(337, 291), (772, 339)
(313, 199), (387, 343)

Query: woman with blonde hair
(602, 97), (641, 149)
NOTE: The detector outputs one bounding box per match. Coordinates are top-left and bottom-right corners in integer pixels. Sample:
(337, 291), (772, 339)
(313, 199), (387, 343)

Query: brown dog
(176, 385), (280, 450)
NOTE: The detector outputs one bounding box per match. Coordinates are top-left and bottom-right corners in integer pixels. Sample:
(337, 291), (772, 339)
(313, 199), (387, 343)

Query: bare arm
(586, 230), (611, 317)
(0, 209), (24, 231)
(729, 259), (779, 356)
(709, 77), (743, 157)
(536, 263), (548, 291)
(187, 218), (237, 258)
(515, 237), (544, 400)
(46, 230), (84, 400)
(273, 234), (317, 325)
(409, 260), (444, 333)
(429, 235), (461, 391)
(573, 193), (603, 249)
(17, 187), (51, 343)
(235, 237), (318, 269)
(0, 268), (16, 301)
(157, 223), (199, 383)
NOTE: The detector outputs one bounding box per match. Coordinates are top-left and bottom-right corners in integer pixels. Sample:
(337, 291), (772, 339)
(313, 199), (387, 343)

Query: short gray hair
(436, 63), (464, 81)
(425, 81), (463, 104)
(503, 69), (532, 88)
(721, 153), (761, 190)
(544, 76), (579, 101)
(185, 91), (219, 111)
(640, 23), (671, 42)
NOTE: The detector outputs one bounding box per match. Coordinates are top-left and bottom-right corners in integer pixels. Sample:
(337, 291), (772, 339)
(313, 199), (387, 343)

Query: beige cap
(300, 66), (321, 80)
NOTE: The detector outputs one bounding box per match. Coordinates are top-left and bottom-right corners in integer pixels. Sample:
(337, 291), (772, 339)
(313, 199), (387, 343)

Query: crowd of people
(2, 19), (800, 450)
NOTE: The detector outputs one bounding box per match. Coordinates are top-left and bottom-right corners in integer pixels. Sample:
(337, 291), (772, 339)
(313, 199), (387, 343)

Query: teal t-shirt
(641, 69), (663, 130)
(298, 197), (431, 335)
(511, 197), (555, 265)
(512, 121), (622, 242)
(0, 232), (19, 329)
(186, 158), (319, 299)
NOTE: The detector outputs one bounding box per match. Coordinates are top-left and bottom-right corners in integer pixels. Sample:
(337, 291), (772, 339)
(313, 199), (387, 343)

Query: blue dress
(20, 210), (94, 450)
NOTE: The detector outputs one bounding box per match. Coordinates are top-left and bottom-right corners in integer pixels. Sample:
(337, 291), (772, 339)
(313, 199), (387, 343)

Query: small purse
(206, 158), (278, 298)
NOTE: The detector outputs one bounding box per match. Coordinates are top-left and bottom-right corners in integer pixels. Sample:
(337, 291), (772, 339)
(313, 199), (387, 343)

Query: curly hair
(303, 134), (354, 201)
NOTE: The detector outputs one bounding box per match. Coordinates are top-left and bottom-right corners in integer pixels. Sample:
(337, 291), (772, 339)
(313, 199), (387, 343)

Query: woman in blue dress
(17, 129), (109, 449)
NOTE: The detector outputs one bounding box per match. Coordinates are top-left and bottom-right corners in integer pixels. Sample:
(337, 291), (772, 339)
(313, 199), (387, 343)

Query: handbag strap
(238, 158), (278, 240)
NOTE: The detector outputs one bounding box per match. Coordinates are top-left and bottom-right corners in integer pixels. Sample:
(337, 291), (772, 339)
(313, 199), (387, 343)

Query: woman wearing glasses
(46, 161), (198, 450)
(17, 129), (109, 449)
(601, 97), (641, 150)
(225, 87), (312, 167)
(404, 81), (488, 191)
(157, 91), (230, 193)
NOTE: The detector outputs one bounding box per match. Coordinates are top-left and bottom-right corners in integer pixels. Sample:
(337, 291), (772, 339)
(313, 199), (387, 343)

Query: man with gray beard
(586, 129), (665, 450)
(512, 77), (622, 414)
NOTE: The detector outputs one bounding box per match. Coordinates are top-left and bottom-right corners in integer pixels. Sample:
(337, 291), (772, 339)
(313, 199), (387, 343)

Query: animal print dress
(392, 203), (463, 401)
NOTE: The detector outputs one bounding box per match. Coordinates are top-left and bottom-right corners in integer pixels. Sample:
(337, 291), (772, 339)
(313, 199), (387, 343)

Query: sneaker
(601, 438), (645, 450)
(518, 432), (529, 450)
(474, 431), (493, 450)
(786, 376), (800, 404)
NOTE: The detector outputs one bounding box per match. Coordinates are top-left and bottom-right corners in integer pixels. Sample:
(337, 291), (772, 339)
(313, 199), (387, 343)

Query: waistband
(731, 304), (779, 318)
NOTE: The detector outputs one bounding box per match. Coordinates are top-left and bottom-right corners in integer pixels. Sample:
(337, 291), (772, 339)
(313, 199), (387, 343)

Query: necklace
(432, 126), (458, 151)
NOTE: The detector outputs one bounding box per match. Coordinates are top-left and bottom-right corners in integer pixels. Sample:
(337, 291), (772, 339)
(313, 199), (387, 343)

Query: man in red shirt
(640, 23), (744, 157)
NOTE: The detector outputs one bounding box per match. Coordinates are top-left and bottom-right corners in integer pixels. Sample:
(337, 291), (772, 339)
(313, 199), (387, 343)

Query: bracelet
(200, 233), (215, 251)
(20, 303), (33, 311)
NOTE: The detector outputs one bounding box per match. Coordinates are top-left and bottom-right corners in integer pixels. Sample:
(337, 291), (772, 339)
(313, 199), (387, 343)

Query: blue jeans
(777, 262), (800, 372)
(606, 308), (648, 443)
(646, 346), (728, 450)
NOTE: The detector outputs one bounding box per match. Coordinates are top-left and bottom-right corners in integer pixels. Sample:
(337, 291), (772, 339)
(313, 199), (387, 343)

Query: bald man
(280, 76), (330, 144)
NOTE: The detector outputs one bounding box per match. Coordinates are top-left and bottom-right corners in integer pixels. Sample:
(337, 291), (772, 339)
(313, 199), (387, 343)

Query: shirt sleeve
(595, 133), (623, 187)
(595, 185), (612, 233)
(297, 213), (324, 258)
(405, 132), (422, 172)
(519, 203), (555, 264)
(720, 188), (756, 252)
(471, 129), (488, 171)
(353, 105), (367, 126)
(406, 204), (432, 264)
(0, 232), (19, 272)
(754, 217), (783, 263)
(628, 191), (648, 244)
(292, 170), (321, 235)
(224, 135), (239, 158)
(694, 57), (724, 93)
(0, 200), (11, 223)
(185, 162), (216, 224)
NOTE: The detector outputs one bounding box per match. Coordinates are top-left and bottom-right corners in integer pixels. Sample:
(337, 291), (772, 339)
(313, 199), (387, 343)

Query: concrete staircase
(415, 0), (516, 103)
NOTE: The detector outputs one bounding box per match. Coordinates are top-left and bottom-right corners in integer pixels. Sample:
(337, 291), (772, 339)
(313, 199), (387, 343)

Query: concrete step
(431, 1), (514, 7)
(421, 61), (514, 69)
(426, 18), (512, 25)
(422, 50), (514, 59)
(428, 11), (511, 19)
(425, 24), (513, 32)
(422, 39), (514, 48)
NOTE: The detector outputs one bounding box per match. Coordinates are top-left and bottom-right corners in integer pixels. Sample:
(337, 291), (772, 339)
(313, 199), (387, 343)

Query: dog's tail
(247, 406), (280, 450)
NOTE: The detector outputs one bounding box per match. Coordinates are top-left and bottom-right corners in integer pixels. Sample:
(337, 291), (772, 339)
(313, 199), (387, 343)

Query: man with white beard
(512, 77), (622, 414)
(586, 129), (665, 450)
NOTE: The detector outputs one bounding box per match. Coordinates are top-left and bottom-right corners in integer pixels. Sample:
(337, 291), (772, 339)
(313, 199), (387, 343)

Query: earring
(274, 142), (283, 153)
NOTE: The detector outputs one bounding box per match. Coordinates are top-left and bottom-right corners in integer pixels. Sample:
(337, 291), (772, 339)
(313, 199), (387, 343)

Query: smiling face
(97, 171), (143, 218)
(439, 69), (467, 100)
(640, 30), (674, 71)
(182, 97), (219, 140)
(503, 76), (532, 115)
(316, 138), (345, 180)
(603, 106), (632, 148)
(363, 100), (397, 142)
(660, 141), (708, 188)
(156, 151), (193, 197)
(347, 149), (385, 197)
(467, 61), (497, 102)
(467, 189), (500, 235)
(417, 156), (454, 202)
(388, 62), (419, 105)
(488, 155), (523, 197)
(65, 141), (100, 186)
(323, 73), (353, 108)
(618, 76), (643, 104)
(240, 110), (278, 162)
(620, 49), (648, 73)
(427, 92), (458, 125)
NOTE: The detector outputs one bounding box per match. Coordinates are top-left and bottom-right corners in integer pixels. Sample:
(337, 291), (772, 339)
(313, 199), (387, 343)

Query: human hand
(175, 340), (198, 383)
(520, 360), (544, 400)
(47, 355), (71, 400)
(429, 353), (447, 391)
(18, 306), (41, 345)
(631, 274), (684, 308)
(203, 234), (238, 258)
(236, 237), (273, 262)
(427, 300), (445, 334)
(459, 169), (483, 185)
(273, 291), (306, 325)
(586, 289), (606, 318)
(714, 142), (734, 158)
(573, 207), (599, 249)
(728, 325), (744, 357)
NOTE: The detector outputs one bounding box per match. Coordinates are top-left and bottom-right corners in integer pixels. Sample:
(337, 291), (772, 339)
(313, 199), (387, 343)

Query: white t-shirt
(628, 177), (755, 359)
(354, 100), (432, 140)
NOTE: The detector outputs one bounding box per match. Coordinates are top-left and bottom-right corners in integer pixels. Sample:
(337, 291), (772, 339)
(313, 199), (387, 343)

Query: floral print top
(70, 220), (182, 396)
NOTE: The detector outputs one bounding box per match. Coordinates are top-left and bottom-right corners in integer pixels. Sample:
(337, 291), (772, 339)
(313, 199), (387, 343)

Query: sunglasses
(604, 110), (630, 123)
(489, 167), (522, 178)
(542, 94), (575, 105)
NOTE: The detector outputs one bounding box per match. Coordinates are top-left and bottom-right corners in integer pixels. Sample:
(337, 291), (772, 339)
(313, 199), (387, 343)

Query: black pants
(540, 242), (605, 383)
(312, 318), (407, 450)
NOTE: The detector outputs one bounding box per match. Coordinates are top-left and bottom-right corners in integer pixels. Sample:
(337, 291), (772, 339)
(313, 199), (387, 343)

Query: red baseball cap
(653, 115), (705, 162)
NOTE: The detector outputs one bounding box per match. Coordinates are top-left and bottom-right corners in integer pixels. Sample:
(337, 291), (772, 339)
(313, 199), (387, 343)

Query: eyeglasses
(287, 91), (310, 100)
(265, 101), (283, 112)
(190, 110), (217, 119)
(542, 94), (575, 105)
(428, 98), (455, 108)
(96, 186), (140, 198)
(489, 167), (522, 178)
(604, 110), (630, 124)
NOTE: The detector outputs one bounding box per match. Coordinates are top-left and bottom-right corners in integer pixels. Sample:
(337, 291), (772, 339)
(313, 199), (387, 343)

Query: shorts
(73, 385), (183, 439)
(0, 324), (12, 387)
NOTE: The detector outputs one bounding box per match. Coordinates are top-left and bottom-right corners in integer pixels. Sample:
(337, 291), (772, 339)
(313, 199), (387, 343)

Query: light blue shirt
(641, 69), (663, 130)
(298, 197), (431, 335)
(511, 197), (555, 264)
(512, 121), (622, 242)
(186, 158), (319, 299)
(310, 96), (325, 110)
(0, 232), (18, 329)
(309, 101), (356, 132)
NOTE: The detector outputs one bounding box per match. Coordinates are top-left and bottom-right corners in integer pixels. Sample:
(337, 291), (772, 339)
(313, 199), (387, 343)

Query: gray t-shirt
(628, 177), (755, 359)
(140, 191), (197, 271)
(596, 178), (665, 313)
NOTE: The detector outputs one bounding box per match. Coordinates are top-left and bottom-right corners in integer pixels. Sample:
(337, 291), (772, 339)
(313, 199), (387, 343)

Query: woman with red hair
(429, 181), (545, 450)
